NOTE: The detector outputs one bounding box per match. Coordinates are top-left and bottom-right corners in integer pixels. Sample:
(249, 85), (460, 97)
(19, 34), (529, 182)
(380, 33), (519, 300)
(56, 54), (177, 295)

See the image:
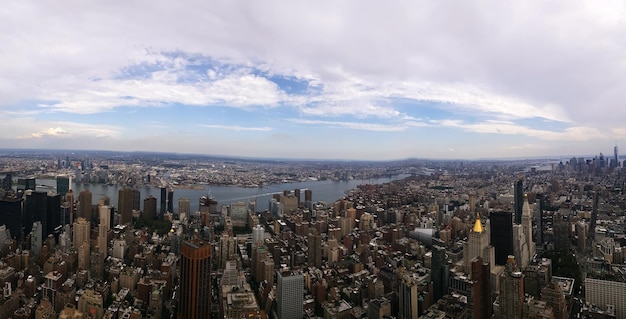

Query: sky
(1, 1), (626, 161)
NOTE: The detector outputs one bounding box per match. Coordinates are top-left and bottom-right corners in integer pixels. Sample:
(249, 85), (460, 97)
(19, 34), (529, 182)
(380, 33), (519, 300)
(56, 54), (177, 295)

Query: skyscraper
(471, 256), (491, 319)
(307, 228), (322, 268)
(167, 188), (174, 213)
(178, 239), (212, 319)
(160, 187), (167, 219)
(252, 224), (265, 248)
(514, 178), (524, 224)
(276, 270), (303, 319)
(143, 195), (157, 220)
(97, 206), (110, 257)
(178, 197), (190, 216)
(431, 245), (447, 302)
(490, 211), (514, 266)
(0, 197), (22, 240)
(521, 194), (535, 258)
(73, 217), (91, 270)
(76, 190), (92, 220)
(398, 275), (419, 319)
(118, 188), (133, 224)
(464, 213), (494, 275)
(497, 256), (524, 319)
(56, 175), (70, 197)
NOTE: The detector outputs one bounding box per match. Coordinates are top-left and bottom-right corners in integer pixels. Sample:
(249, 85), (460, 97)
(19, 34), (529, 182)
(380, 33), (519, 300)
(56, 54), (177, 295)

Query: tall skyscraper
(514, 178), (524, 224)
(0, 197), (22, 240)
(47, 193), (62, 236)
(252, 224), (265, 248)
(143, 195), (157, 220)
(490, 211), (514, 266)
(167, 188), (174, 213)
(56, 175), (70, 197)
(471, 256), (491, 319)
(118, 188), (133, 224)
(178, 197), (190, 216)
(132, 189), (141, 211)
(497, 256), (524, 319)
(521, 194), (535, 258)
(97, 205), (110, 257)
(614, 145), (619, 168)
(1, 172), (12, 191)
(25, 191), (48, 237)
(160, 187), (167, 219)
(178, 239), (212, 319)
(77, 190), (92, 220)
(73, 217), (91, 270)
(431, 245), (447, 302)
(398, 276), (419, 319)
(464, 214), (494, 275)
(307, 228), (322, 268)
(276, 270), (303, 319)
(535, 194), (543, 247)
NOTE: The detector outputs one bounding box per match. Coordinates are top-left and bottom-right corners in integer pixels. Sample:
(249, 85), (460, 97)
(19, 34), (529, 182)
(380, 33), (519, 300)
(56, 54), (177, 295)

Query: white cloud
(202, 125), (272, 131)
(289, 119), (407, 132)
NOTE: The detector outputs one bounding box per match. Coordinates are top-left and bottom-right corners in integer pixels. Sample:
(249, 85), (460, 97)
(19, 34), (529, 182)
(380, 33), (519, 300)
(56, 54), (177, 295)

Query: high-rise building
(0, 197), (22, 240)
(490, 211), (514, 266)
(25, 191), (48, 237)
(219, 234), (236, 269)
(522, 194), (535, 259)
(167, 188), (174, 213)
(132, 189), (141, 211)
(471, 256), (492, 319)
(56, 176), (70, 197)
(308, 228), (322, 268)
(160, 187), (167, 218)
(143, 195), (157, 220)
(46, 193), (62, 237)
(585, 277), (626, 319)
(464, 214), (494, 275)
(77, 289), (104, 319)
(178, 197), (190, 216)
(97, 206), (110, 257)
(431, 245), (447, 302)
(276, 270), (303, 319)
(178, 240), (212, 319)
(73, 217), (90, 270)
(76, 189), (92, 220)
(118, 188), (133, 224)
(398, 276), (419, 319)
(535, 194), (543, 247)
(497, 256), (524, 319)
(541, 282), (566, 319)
(1, 172), (12, 192)
(514, 178), (524, 224)
(252, 224), (265, 248)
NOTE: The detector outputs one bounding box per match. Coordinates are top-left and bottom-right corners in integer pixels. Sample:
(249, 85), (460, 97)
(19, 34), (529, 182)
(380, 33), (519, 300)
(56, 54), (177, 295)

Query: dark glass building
(490, 211), (514, 265)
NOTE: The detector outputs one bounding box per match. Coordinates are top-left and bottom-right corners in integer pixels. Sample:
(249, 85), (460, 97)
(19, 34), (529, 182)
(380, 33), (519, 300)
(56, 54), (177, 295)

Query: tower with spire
(464, 213), (495, 277)
(522, 193), (535, 258)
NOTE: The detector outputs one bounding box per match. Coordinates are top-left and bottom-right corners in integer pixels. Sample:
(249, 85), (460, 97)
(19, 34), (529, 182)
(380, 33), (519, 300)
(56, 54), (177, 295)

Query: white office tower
(31, 221), (42, 257)
(98, 206), (110, 257)
(464, 214), (494, 276)
(276, 270), (303, 319)
(253, 224), (265, 248)
(513, 224), (530, 269)
(521, 194), (535, 258)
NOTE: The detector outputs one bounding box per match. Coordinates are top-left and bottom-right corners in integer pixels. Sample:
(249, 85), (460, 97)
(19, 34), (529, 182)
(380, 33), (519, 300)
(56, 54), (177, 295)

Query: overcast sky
(1, 1), (625, 160)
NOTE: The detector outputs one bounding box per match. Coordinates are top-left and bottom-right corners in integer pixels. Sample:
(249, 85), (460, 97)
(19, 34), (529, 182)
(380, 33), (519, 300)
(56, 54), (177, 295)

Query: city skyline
(2, 2), (626, 160)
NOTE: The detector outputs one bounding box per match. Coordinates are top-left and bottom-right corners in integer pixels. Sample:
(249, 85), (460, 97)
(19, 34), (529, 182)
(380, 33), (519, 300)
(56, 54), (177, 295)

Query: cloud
(433, 119), (606, 141)
(289, 119), (407, 132)
(202, 124), (272, 131)
(21, 127), (69, 139)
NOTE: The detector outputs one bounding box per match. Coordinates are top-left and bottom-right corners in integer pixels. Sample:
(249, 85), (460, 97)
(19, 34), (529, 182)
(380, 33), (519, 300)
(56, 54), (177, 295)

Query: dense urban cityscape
(0, 148), (625, 319)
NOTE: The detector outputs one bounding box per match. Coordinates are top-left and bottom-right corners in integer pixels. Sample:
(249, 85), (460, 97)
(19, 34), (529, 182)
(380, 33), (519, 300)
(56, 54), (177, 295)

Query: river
(38, 174), (410, 213)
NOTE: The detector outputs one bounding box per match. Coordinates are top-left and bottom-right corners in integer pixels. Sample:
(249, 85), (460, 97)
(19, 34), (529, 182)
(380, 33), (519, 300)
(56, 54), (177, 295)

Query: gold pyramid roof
(473, 214), (483, 233)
